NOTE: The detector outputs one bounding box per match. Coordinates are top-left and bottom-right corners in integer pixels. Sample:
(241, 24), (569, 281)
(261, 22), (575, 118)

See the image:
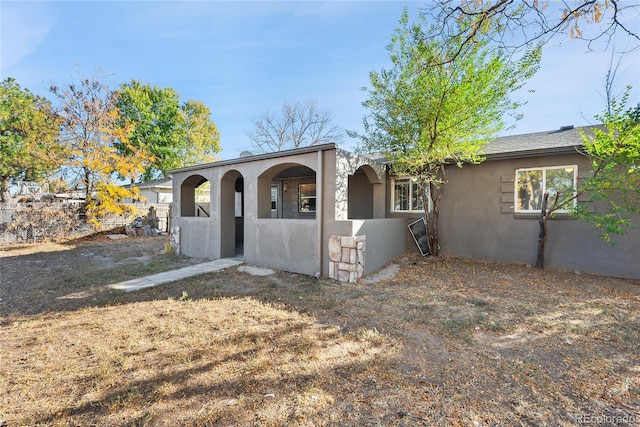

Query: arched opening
(348, 165), (378, 219)
(257, 163), (316, 219)
(180, 174), (210, 217)
(220, 170), (244, 257)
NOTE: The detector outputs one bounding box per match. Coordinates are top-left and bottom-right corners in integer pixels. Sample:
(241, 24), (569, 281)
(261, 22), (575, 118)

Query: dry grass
(1, 237), (639, 426)
(2, 297), (395, 426)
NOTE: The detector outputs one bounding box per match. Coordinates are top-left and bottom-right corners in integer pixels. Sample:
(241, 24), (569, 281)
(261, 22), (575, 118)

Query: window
(271, 185), (278, 211)
(392, 178), (428, 212)
(515, 166), (577, 212)
(299, 183), (316, 212)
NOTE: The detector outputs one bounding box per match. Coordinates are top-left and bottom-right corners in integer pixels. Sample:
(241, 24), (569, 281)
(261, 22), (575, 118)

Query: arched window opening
(257, 164), (316, 219)
(180, 175), (210, 217)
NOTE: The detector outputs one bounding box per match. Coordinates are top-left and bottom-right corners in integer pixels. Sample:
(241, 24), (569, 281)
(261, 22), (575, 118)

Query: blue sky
(2, 1), (639, 160)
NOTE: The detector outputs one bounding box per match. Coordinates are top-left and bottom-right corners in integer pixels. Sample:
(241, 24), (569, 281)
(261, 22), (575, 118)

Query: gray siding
(439, 153), (640, 279)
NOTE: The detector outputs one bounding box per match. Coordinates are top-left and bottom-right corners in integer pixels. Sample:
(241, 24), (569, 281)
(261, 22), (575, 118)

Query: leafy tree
(351, 8), (541, 255)
(50, 71), (147, 226)
(427, 0), (639, 61)
(115, 80), (221, 180)
(47, 177), (71, 194)
(246, 99), (343, 153)
(534, 89), (640, 268)
(181, 100), (221, 165)
(578, 95), (640, 237)
(0, 78), (63, 202)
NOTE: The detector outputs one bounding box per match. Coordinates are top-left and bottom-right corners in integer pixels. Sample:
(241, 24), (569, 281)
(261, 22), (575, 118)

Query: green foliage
(351, 7), (541, 254)
(0, 78), (63, 201)
(574, 90), (640, 241)
(115, 80), (182, 180)
(115, 81), (220, 181)
(50, 71), (146, 227)
(181, 100), (221, 165)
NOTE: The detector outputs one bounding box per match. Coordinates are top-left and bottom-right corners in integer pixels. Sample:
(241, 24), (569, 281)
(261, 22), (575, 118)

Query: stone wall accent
(170, 226), (180, 255)
(328, 235), (365, 282)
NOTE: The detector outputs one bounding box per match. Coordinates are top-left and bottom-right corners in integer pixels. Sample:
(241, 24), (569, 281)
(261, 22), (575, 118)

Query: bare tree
(426, 0), (639, 62)
(246, 99), (343, 153)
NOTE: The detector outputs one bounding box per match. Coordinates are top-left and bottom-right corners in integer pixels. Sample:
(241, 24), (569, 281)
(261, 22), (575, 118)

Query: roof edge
(168, 143), (338, 174)
(483, 145), (583, 161)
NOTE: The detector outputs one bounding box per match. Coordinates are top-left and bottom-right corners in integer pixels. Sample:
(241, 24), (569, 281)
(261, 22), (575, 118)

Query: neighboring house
(170, 126), (640, 280)
(124, 178), (173, 204)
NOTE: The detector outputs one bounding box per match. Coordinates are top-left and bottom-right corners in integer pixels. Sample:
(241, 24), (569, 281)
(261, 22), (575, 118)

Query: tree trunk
(0, 177), (11, 203)
(422, 182), (436, 256)
(420, 182), (432, 255)
(432, 205), (440, 256)
(535, 192), (550, 269)
(429, 164), (446, 257)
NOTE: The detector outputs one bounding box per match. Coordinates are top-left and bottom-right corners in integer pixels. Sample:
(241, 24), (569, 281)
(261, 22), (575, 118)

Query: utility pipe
(316, 149), (323, 277)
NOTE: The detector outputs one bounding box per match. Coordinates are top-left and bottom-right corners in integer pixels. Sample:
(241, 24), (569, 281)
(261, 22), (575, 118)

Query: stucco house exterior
(436, 125), (639, 279)
(169, 126), (640, 281)
(169, 144), (407, 280)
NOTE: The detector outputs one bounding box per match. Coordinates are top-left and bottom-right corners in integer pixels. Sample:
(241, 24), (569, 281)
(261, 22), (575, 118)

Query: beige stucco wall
(171, 146), (408, 278)
(439, 153), (640, 279)
(323, 150), (407, 276)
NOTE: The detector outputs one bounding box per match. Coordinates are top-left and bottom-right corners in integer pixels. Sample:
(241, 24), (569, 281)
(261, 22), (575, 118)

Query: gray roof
(482, 125), (603, 160)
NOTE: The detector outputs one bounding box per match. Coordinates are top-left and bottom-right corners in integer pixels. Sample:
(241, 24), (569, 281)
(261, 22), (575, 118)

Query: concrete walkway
(108, 256), (244, 292)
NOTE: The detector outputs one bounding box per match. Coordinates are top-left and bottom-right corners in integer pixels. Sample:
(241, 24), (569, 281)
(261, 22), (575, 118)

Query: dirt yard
(1, 236), (639, 426)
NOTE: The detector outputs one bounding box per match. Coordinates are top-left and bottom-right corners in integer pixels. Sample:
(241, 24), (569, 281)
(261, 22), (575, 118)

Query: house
(169, 144), (407, 281)
(169, 126), (640, 281)
(124, 178), (173, 204)
(437, 125), (640, 279)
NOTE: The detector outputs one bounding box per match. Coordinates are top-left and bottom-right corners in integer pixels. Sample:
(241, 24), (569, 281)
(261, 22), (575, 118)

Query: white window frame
(514, 165), (578, 213)
(391, 177), (431, 213)
(298, 183), (316, 213)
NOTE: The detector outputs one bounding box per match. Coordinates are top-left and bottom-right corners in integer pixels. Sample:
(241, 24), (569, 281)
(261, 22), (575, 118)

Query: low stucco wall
(325, 218), (407, 276)
(173, 217), (219, 260)
(249, 219), (317, 276)
(352, 218), (407, 274)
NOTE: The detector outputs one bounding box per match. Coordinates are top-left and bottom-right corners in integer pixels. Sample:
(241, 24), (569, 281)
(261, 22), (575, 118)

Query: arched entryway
(220, 170), (244, 258)
(348, 164), (382, 219)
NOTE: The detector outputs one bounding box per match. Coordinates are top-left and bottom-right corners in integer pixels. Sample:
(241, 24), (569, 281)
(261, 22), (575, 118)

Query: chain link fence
(0, 202), (171, 246)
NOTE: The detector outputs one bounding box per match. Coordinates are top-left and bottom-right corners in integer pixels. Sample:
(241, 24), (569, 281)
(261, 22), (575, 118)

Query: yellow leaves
(86, 181), (143, 227)
(565, 0), (608, 38)
(532, 0), (550, 12)
(569, 24), (583, 39)
(593, 1), (603, 23)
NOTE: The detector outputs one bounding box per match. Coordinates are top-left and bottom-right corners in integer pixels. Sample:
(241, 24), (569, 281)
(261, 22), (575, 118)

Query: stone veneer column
(170, 226), (180, 255)
(328, 235), (365, 283)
